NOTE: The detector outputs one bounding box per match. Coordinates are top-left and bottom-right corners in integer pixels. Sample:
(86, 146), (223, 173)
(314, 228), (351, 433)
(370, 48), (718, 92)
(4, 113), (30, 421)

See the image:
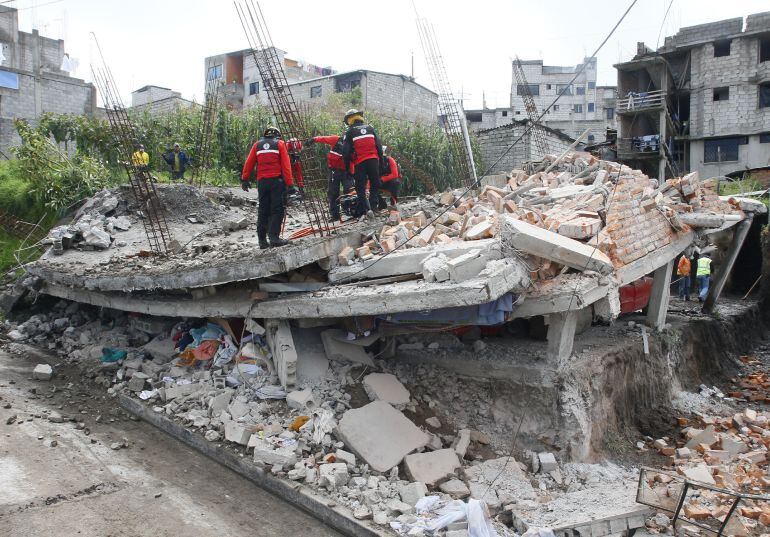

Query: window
(310, 85), (322, 98)
(546, 84), (552, 90)
(249, 81), (259, 95)
(760, 83), (770, 108)
(573, 104), (583, 113)
(501, 110), (508, 117)
(606, 107), (615, 120)
(576, 86), (585, 95)
(714, 39), (731, 57)
(713, 87), (729, 101)
(556, 84), (572, 95)
(588, 82), (595, 90)
(207, 64), (223, 81)
(703, 136), (747, 162)
(0, 69), (19, 89)
(515, 111), (521, 115)
(761, 38), (770, 63)
(553, 104), (560, 111)
(587, 134), (595, 142)
(466, 112), (482, 122)
(516, 84), (539, 96)
(587, 102), (595, 112)
(760, 132), (770, 143)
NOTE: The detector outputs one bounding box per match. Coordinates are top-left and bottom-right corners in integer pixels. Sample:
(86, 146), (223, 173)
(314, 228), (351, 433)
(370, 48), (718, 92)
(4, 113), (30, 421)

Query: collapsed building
(3, 149), (768, 535)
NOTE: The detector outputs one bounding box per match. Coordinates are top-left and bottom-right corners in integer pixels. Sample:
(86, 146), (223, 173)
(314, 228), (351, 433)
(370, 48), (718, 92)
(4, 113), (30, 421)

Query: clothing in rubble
(342, 118), (383, 217)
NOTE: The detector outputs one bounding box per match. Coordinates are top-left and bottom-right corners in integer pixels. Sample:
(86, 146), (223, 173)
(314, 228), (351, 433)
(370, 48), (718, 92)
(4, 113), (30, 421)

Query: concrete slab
(363, 373), (411, 405)
(403, 448), (461, 486)
(501, 216), (613, 275)
(266, 320), (298, 390)
(321, 329), (374, 366)
(336, 401), (428, 473)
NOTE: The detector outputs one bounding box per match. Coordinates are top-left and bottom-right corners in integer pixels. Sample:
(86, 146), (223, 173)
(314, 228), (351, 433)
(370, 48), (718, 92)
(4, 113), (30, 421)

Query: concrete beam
(501, 216), (614, 275)
(328, 239), (501, 283)
(703, 214), (753, 314)
(646, 260), (673, 330)
(546, 309), (579, 364)
(616, 231), (693, 286)
(511, 275), (610, 318)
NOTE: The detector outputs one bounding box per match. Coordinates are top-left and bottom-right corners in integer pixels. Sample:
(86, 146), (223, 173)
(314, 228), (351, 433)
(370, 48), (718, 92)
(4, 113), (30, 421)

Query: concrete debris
(318, 462), (349, 489)
(439, 478), (470, 499)
(398, 481), (428, 507)
(403, 448), (461, 486)
(32, 363), (53, 381)
(286, 388), (317, 411)
(336, 401), (428, 473)
(362, 373), (411, 406)
(537, 452), (558, 473)
(320, 329), (374, 366)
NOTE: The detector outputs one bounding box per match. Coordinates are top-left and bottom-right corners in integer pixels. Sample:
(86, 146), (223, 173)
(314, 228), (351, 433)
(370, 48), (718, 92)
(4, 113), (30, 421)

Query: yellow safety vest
(132, 151), (149, 167)
(696, 257), (711, 276)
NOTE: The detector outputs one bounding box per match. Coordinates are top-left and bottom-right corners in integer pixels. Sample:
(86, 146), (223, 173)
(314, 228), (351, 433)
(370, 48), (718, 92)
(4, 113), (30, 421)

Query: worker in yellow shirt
(696, 254), (712, 302)
(131, 144), (150, 171)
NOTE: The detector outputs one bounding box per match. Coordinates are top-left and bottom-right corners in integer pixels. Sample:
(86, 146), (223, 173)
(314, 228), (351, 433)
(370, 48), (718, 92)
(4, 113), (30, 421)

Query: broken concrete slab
(682, 464), (716, 486)
(164, 382), (202, 401)
(403, 448), (461, 486)
(685, 425), (717, 450)
(452, 429), (471, 459)
(447, 250), (490, 283)
(224, 421), (251, 445)
(321, 329), (374, 366)
(439, 478), (470, 499)
(286, 388), (317, 411)
(362, 373), (411, 406)
(265, 319), (297, 390)
(208, 389), (233, 416)
(538, 452), (558, 473)
(501, 216), (613, 275)
(336, 401), (428, 473)
(319, 463), (349, 489)
(249, 435), (298, 467)
(32, 363), (53, 381)
(398, 481), (428, 507)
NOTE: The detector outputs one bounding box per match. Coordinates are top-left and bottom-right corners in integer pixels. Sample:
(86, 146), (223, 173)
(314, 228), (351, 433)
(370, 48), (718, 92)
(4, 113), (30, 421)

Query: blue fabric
(678, 277), (691, 298)
(189, 323), (226, 347)
(385, 293), (517, 326)
(697, 275), (710, 300)
(177, 332), (194, 352)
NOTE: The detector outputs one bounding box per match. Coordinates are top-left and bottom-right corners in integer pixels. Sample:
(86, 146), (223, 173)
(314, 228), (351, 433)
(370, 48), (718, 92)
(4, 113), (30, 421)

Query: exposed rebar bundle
(415, 17), (477, 189)
(190, 57), (223, 188)
(512, 57), (550, 161)
(90, 38), (174, 255)
(234, 0), (332, 236)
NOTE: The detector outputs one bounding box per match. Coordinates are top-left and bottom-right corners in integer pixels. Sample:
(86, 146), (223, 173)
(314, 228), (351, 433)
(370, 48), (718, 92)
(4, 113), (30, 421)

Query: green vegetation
(718, 175), (768, 209)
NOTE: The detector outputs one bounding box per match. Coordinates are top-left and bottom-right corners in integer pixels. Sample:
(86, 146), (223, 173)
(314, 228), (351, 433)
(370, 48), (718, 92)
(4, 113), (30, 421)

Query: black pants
(257, 177), (286, 240)
(353, 158), (380, 215)
(171, 170), (184, 181)
(327, 169), (352, 220)
(378, 179), (401, 209)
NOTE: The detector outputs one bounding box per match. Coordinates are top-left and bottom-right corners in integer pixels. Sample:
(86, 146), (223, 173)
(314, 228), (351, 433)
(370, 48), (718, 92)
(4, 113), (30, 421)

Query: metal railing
(617, 89), (667, 112)
(637, 467), (769, 536)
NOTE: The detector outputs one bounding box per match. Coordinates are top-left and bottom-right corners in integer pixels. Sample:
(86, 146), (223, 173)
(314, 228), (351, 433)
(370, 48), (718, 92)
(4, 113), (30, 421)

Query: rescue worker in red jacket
(241, 126), (296, 249)
(378, 146), (401, 210)
(341, 109), (383, 219)
(286, 138), (305, 196)
(306, 134), (354, 221)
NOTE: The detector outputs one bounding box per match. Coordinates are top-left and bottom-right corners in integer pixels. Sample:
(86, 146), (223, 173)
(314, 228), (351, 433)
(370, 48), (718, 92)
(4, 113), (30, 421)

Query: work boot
(259, 238), (270, 249)
(269, 236), (289, 247)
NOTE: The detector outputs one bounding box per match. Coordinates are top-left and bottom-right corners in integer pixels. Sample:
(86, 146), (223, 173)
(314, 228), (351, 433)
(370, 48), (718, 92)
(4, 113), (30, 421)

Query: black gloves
(304, 138), (315, 146)
(241, 180), (250, 192)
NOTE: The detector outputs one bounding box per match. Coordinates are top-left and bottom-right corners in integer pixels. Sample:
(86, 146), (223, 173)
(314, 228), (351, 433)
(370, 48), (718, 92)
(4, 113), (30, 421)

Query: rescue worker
(677, 254), (691, 300)
(696, 253), (712, 302)
(131, 144), (149, 171)
(306, 134), (354, 221)
(341, 109), (383, 219)
(378, 146), (401, 210)
(241, 126), (297, 249)
(162, 143), (191, 181)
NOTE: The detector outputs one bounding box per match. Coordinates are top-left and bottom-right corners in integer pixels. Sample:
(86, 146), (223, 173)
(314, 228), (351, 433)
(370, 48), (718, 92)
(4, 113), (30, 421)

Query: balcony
(617, 136), (661, 160)
(616, 90), (667, 114)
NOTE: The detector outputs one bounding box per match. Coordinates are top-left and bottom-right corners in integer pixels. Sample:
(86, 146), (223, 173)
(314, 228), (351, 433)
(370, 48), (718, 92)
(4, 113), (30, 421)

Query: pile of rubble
(3, 300), (648, 535)
(640, 406), (770, 534)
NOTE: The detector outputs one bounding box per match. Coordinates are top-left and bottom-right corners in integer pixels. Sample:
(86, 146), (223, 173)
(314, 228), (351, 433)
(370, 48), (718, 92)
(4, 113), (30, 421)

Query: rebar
(234, 0), (332, 237)
(190, 57), (222, 188)
(512, 57), (550, 160)
(90, 37), (174, 255)
(415, 17), (477, 189)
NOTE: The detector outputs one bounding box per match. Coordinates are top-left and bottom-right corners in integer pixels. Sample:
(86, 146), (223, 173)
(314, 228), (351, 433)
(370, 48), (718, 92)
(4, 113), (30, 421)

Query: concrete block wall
(476, 123), (572, 173)
(663, 18), (743, 50)
(604, 178), (676, 266)
(746, 12), (770, 33)
(690, 135), (770, 178)
(364, 71), (437, 124)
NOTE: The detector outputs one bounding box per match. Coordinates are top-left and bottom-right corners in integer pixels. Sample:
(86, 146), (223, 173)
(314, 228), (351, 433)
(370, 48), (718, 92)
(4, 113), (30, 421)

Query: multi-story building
(510, 58), (617, 144)
(464, 107), (514, 132)
(203, 49), (437, 124)
(615, 11), (770, 180)
(0, 6), (96, 152)
(130, 85), (195, 116)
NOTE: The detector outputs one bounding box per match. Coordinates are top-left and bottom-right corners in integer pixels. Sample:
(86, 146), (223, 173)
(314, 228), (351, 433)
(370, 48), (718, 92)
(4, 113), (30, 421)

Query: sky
(13, 0), (770, 110)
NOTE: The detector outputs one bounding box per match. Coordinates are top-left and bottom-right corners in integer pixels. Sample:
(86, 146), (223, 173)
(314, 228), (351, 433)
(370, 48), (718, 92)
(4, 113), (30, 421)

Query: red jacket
(242, 137), (294, 186)
(342, 122), (382, 168)
(314, 135), (350, 172)
(380, 156), (400, 183)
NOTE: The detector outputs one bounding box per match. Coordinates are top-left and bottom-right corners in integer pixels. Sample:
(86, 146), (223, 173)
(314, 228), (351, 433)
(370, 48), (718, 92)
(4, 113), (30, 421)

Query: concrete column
(646, 259), (674, 330)
(658, 68), (668, 181)
(546, 309), (579, 364)
(703, 215), (754, 314)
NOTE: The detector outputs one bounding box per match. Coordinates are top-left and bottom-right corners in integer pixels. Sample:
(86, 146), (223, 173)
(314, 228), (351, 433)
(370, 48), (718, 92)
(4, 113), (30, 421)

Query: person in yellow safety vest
(677, 254), (691, 300)
(696, 254), (712, 302)
(131, 144), (149, 171)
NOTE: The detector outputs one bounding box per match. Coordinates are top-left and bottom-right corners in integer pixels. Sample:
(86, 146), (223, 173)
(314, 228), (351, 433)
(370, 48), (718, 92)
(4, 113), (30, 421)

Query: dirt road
(0, 347), (340, 537)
